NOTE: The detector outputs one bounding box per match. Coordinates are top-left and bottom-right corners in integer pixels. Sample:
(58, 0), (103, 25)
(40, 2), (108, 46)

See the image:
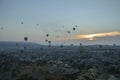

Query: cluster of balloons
(21, 21), (81, 48)
(45, 34), (52, 47)
(73, 25), (78, 31)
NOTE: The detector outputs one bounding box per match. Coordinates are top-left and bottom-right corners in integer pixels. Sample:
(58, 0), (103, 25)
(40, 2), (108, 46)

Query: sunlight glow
(75, 32), (120, 40)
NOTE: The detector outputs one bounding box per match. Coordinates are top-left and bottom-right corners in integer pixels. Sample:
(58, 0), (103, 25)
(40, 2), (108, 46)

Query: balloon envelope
(73, 27), (76, 30)
(49, 45), (51, 47)
(75, 25), (77, 27)
(46, 34), (49, 37)
(60, 45), (63, 48)
(24, 37), (28, 41)
(48, 41), (51, 44)
(21, 22), (23, 24)
(45, 39), (48, 42)
(67, 31), (70, 34)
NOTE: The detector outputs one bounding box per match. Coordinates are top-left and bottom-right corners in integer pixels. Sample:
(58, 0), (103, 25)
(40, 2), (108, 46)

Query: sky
(0, 0), (120, 45)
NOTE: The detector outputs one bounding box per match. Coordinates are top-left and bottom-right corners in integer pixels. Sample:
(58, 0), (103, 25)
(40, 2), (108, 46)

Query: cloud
(74, 32), (120, 40)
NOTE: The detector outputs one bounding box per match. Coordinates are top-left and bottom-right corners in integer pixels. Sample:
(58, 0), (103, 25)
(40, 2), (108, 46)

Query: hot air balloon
(36, 24), (39, 26)
(80, 43), (82, 46)
(1, 27), (3, 30)
(48, 41), (51, 44)
(24, 37), (28, 42)
(49, 45), (51, 47)
(75, 25), (78, 27)
(60, 45), (63, 48)
(46, 34), (49, 37)
(21, 21), (23, 24)
(45, 39), (48, 42)
(73, 27), (76, 31)
(24, 46), (26, 49)
(67, 31), (70, 34)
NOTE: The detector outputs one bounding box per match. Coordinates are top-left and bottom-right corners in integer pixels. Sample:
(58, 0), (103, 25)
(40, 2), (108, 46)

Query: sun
(87, 34), (95, 40)
(89, 37), (94, 40)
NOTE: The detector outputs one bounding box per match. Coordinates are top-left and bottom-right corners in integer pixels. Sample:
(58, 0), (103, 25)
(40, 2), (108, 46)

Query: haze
(0, 0), (120, 45)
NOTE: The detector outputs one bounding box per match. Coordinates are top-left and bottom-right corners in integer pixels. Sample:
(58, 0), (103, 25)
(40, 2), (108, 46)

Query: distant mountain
(0, 41), (41, 48)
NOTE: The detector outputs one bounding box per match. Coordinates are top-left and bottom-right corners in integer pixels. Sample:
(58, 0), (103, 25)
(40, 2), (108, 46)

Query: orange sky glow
(74, 32), (120, 40)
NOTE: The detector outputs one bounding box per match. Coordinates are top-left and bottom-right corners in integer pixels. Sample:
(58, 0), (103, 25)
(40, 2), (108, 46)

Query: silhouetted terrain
(0, 41), (120, 80)
(0, 41), (41, 48)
